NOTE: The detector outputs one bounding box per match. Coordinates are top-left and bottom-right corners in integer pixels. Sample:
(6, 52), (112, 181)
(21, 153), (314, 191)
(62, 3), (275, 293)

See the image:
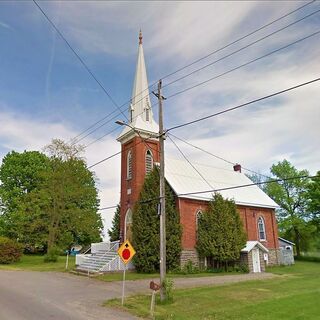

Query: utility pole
(157, 79), (166, 301)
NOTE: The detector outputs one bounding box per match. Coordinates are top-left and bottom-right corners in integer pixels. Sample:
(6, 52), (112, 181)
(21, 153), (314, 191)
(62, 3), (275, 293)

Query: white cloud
(0, 108), (121, 239)
(2, 1), (320, 239)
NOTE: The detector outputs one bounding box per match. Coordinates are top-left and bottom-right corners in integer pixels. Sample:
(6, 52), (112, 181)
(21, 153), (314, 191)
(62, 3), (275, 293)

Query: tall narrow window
(127, 150), (132, 180)
(196, 210), (202, 239)
(146, 108), (150, 121)
(258, 216), (266, 241)
(125, 209), (133, 242)
(145, 150), (153, 174)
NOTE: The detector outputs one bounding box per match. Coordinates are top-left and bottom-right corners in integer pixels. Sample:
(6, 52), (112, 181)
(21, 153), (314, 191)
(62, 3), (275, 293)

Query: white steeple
(117, 31), (159, 143)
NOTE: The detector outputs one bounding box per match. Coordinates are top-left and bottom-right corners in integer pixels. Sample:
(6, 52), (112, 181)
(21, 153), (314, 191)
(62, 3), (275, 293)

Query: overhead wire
(160, 0), (316, 82)
(98, 174), (318, 211)
(168, 133), (271, 179)
(88, 76), (320, 168)
(167, 135), (214, 189)
(62, 0), (317, 144)
(77, 13), (320, 147)
(162, 8), (320, 90)
(166, 30), (320, 99)
(32, 0), (129, 129)
(167, 77), (320, 132)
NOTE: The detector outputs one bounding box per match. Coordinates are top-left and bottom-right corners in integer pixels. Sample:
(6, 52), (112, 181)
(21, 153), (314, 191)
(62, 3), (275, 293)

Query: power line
(167, 77), (320, 132)
(167, 135), (214, 189)
(88, 131), (159, 168)
(88, 76), (320, 169)
(67, 1), (316, 144)
(160, 0), (316, 82)
(178, 175), (317, 197)
(82, 18), (320, 147)
(82, 22), (318, 148)
(167, 30), (320, 99)
(97, 174), (318, 211)
(98, 205), (118, 211)
(168, 133), (271, 179)
(163, 8), (320, 90)
(32, 0), (128, 124)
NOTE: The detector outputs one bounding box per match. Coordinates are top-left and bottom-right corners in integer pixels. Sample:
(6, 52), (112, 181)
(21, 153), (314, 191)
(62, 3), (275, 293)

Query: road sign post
(117, 240), (136, 306)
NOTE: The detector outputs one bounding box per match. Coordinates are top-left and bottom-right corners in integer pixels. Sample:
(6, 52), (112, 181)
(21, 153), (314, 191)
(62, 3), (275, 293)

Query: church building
(117, 32), (280, 271)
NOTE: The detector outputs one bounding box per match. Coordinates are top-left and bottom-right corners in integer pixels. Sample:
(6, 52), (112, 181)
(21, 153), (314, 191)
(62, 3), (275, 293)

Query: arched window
(258, 216), (266, 241)
(196, 210), (202, 239)
(145, 150), (153, 174)
(125, 209), (133, 242)
(127, 150), (132, 180)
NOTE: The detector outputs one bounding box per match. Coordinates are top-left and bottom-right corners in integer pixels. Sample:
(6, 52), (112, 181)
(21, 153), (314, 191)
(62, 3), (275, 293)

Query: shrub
(162, 278), (174, 303)
(0, 236), (23, 264)
(43, 246), (60, 263)
(181, 260), (199, 274)
(234, 263), (249, 273)
(295, 255), (320, 263)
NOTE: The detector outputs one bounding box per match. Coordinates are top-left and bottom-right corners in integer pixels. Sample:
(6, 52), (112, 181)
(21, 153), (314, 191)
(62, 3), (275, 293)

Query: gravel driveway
(0, 270), (276, 320)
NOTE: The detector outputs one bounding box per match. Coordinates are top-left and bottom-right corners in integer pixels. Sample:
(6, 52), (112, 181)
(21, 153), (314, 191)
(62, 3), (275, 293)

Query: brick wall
(177, 198), (279, 253)
(119, 136), (160, 241)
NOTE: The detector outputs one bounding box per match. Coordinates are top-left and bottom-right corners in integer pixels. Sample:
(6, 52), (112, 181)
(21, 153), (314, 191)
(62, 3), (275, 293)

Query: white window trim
(196, 210), (202, 239)
(258, 216), (266, 241)
(145, 149), (153, 174)
(124, 208), (133, 241)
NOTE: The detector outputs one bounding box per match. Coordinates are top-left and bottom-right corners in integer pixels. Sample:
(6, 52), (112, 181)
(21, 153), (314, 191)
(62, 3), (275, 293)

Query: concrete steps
(76, 249), (118, 273)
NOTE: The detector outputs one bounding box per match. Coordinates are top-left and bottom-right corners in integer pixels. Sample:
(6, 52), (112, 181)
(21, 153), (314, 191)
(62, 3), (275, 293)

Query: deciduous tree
(264, 159), (312, 256)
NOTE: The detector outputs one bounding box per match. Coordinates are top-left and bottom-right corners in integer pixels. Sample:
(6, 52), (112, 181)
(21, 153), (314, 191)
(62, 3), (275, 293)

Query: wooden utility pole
(158, 79), (166, 301)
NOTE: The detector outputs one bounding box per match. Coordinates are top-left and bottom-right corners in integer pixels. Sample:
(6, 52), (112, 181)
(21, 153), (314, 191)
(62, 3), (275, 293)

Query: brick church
(117, 32), (280, 272)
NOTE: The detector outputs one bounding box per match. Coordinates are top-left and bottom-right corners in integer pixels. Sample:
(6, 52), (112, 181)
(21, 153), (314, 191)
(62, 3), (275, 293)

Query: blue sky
(1, 1), (319, 236)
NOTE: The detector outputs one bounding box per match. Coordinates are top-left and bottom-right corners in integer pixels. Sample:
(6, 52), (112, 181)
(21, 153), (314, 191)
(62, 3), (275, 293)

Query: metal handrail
(97, 241), (120, 272)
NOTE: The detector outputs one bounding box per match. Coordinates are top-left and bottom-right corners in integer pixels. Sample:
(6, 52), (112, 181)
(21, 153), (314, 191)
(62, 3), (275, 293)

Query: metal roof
(165, 158), (278, 209)
(241, 241), (269, 253)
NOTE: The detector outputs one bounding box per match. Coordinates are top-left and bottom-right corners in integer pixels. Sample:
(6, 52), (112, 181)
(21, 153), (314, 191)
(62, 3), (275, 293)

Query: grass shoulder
(105, 261), (320, 320)
(0, 254), (75, 272)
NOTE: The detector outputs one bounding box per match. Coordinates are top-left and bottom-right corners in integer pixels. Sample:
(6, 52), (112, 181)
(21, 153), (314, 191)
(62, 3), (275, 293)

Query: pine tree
(196, 193), (246, 267)
(132, 168), (182, 273)
(108, 204), (120, 242)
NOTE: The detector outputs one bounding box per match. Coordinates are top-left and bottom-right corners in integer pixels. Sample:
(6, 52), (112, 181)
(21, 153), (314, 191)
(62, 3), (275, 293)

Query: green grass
(0, 254), (75, 272)
(96, 270), (241, 282)
(106, 261), (320, 319)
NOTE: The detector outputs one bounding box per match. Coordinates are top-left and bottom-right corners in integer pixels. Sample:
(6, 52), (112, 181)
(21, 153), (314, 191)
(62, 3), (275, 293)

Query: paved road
(0, 270), (275, 320)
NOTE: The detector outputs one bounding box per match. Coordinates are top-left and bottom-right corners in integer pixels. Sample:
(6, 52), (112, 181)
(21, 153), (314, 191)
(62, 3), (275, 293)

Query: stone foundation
(267, 248), (280, 266)
(180, 249), (199, 267)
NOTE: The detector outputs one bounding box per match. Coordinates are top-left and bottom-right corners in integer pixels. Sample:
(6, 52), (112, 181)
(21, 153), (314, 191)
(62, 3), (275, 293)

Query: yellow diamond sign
(118, 239), (136, 264)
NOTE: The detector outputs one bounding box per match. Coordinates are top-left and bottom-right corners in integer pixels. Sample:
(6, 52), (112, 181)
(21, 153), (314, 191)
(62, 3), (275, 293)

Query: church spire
(130, 30), (153, 124)
(139, 29), (143, 45)
(118, 31), (158, 142)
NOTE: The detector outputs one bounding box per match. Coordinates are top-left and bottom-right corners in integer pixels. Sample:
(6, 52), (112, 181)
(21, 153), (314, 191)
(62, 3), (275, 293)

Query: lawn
(0, 254), (75, 272)
(96, 270), (241, 282)
(106, 261), (320, 320)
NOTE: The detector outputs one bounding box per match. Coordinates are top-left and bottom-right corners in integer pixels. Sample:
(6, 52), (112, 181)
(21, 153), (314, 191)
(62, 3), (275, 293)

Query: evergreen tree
(196, 193), (246, 267)
(108, 204), (120, 242)
(132, 168), (182, 273)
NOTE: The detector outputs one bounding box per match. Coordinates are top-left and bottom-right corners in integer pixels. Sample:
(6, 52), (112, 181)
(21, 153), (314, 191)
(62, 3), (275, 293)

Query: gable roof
(279, 237), (295, 245)
(165, 158), (278, 209)
(241, 241), (269, 253)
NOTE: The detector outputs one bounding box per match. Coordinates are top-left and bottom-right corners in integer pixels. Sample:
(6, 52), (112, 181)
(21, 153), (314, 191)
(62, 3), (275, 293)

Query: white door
(252, 248), (261, 273)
